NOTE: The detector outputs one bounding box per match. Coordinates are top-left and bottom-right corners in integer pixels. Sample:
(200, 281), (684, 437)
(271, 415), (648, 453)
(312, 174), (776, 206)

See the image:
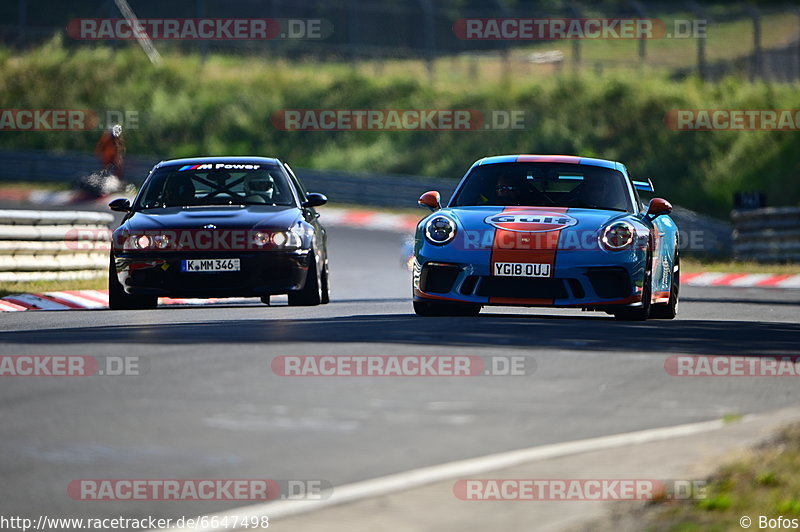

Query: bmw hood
(120, 206), (304, 232)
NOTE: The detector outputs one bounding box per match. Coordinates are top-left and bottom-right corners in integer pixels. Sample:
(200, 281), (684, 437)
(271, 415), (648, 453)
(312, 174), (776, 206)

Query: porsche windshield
(451, 162), (633, 212)
(136, 164), (297, 209)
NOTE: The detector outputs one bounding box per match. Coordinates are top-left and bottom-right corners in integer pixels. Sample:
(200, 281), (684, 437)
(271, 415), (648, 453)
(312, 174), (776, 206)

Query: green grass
(0, 277), (107, 298)
(628, 423), (800, 531)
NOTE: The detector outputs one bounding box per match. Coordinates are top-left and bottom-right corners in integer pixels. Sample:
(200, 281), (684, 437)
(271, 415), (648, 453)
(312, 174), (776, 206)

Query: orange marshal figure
(95, 124), (125, 180)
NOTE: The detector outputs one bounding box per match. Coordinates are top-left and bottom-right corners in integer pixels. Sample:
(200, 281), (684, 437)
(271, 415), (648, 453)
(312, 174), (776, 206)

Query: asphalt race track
(1, 226), (799, 526)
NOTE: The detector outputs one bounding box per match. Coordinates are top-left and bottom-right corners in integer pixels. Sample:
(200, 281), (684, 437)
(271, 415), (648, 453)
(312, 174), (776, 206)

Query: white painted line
(152, 417), (738, 531)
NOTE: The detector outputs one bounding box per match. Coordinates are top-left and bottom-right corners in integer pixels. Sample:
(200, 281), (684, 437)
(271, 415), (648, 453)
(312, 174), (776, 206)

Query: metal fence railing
(0, 209), (111, 282)
(732, 207), (800, 263)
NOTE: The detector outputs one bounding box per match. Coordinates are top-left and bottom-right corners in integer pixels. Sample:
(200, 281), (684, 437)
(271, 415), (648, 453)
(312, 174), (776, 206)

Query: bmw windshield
(135, 163), (297, 209)
(450, 162), (634, 212)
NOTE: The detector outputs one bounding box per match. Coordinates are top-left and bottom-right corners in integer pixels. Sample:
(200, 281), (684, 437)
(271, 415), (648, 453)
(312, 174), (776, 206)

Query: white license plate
(493, 262), (551, 278)
(182, 258), (240, 272)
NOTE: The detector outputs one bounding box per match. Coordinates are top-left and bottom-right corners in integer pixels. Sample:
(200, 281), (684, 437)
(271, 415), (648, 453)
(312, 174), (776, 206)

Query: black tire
(413, 300), (481, 317)
(288, 252), (322, 306)
(650, 253), (680, 319)
(108, 256), (158, 310)
(613, 252), (652, 321)
(320, 259), (330, 304)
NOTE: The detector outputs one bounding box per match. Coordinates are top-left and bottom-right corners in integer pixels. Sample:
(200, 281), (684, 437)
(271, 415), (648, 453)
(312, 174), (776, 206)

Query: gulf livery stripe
(489, 207), (569, 306)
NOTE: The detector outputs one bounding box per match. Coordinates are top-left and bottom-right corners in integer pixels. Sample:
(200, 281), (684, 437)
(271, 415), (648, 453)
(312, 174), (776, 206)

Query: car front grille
(474, 276), (569, 299)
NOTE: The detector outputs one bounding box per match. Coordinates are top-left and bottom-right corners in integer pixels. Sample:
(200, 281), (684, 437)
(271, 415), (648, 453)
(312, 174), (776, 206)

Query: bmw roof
(155, 156), (282, 168)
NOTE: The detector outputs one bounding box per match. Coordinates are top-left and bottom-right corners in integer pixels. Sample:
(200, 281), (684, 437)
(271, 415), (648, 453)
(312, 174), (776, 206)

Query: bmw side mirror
(646, 198), (672, 218)
(109, 198), (131, 212)
(303, 193), (327, 208)
(418, 191), (441, 212)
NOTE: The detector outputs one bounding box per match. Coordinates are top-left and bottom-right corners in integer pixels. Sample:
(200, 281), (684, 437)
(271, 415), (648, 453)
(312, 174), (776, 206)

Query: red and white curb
(0, 290), (260, 312)
(681, 272), (800, 289)
(2, 273), (798, 312)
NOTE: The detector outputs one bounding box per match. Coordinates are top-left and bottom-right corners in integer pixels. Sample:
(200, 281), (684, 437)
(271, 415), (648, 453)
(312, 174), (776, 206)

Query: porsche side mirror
(418, 191), (441, 212)
(646, 198), (672, 218)
(303, 193), (327, 208)
(108, 198), (131, 212)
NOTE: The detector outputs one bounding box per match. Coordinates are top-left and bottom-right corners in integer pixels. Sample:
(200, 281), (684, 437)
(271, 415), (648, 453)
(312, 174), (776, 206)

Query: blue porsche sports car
(412, 155), (679, 320)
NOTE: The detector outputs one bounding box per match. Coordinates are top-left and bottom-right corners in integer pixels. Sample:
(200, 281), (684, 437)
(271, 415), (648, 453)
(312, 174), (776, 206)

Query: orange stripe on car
(489, 207), (569, 306)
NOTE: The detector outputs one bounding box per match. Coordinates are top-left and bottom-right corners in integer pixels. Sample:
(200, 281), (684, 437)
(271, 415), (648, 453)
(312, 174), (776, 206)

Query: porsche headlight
(424, 215), (456, 245)
(600, 221), (635, 251)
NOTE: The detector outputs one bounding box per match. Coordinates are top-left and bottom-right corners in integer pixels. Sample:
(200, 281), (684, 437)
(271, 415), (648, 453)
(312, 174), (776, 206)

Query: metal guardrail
(0, 209), (112, 282)
(732, 207), (800, 262)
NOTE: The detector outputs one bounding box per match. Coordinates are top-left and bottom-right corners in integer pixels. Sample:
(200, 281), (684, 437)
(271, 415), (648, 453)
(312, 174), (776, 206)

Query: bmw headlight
(122, 234), (152, 250)
(600, 221), (635, 251)
(152, 234), (171, 249)
(424, 215), (457, 245)
(272, 230), (303, 249)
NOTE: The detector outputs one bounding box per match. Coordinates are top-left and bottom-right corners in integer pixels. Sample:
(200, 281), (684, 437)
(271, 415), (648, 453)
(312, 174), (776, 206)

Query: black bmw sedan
(107, 156), (329, 309)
